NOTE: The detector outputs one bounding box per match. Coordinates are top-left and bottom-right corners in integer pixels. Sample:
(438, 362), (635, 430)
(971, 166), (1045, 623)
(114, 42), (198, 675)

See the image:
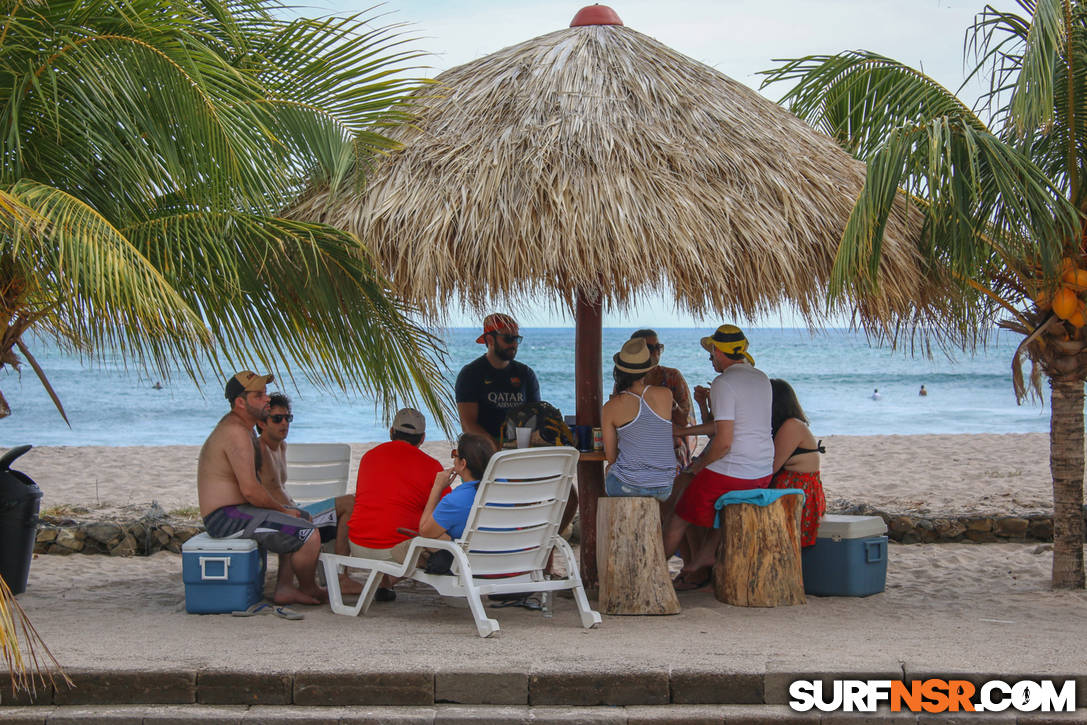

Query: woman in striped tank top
(600, 338), (677, 501)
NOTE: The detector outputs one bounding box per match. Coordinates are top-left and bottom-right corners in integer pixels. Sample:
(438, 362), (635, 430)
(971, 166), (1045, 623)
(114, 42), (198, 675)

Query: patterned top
(643, 365), (694, 425)
(643, 364), (696, 466)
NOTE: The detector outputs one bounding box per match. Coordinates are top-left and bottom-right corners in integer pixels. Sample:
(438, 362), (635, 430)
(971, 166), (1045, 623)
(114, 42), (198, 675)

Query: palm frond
(0, 575), (71, 698)
(761, 51), (987, 159)
(2, 179), (209, 369)
(124, 209), (454, 429)
(832, 117), (1078, 302)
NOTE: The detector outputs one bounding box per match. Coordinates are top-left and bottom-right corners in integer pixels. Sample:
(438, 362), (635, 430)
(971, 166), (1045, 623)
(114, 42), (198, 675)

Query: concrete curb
(1, 703), (1085, 724)
(3, 669), (1085, 709)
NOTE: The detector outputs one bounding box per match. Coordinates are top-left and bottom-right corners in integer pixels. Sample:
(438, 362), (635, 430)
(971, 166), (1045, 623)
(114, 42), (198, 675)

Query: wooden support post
(575, 291), (603, 589)
(714, 494), (806, 607)
(597, 497), (680, 615)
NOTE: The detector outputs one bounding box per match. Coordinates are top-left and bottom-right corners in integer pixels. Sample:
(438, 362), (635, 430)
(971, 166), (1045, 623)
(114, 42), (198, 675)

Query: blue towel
(713, 488), (806, 529)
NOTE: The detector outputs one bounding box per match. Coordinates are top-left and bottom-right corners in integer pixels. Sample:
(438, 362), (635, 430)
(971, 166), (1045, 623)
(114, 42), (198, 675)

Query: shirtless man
(197, 371), (324, 606)
(256, 392), (360, 595)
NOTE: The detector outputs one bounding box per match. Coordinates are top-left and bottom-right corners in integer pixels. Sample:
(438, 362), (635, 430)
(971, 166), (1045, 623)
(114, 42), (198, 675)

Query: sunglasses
(269, 414), (293, 423)
(647, 343), (664, 352)
(450, 448), (459, 459)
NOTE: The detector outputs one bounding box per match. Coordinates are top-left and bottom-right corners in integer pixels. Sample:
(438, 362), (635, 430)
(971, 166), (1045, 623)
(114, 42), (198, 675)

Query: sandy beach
(12, 433), (1057, 519)
(13, 542), (1087, 679)
(6, 432), (1087, 718)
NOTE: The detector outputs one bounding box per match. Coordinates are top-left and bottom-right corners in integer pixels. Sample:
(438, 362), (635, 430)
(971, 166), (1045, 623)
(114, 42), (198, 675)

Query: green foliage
(761, 2), (1084, 328)
(0, 0), (452, 425)
(764, 0), (1087, 589)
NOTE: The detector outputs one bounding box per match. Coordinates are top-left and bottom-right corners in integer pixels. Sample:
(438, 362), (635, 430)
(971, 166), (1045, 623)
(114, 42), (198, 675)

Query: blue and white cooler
(182, 532), (267, 613)
(801, 514), (888, 597)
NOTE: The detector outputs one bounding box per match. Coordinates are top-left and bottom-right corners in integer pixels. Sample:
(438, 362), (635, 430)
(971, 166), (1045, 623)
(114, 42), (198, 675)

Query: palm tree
(0, 0), (451, 425)
(762, 0), (1087, 587)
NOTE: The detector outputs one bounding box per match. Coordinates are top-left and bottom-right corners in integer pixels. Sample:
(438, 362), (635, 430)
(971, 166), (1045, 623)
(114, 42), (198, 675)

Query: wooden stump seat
(596, 496), (681, 615)
(713, 490), (806, 607)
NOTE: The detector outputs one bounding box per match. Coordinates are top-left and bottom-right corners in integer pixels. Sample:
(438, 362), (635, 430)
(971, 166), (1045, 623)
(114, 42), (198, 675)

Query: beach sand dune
(13, 433), (1055, 518)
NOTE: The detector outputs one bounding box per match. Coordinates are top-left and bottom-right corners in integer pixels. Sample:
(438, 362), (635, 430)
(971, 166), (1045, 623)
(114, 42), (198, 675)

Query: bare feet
(299, 585), (329, 604)
(339, 574), (363, 596)
(273, 583), (321, 606)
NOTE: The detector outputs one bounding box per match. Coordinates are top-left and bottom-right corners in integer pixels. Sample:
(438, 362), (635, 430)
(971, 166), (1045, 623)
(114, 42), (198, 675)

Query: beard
(246, 399), (269, 421)
(494, 345), (517, 362)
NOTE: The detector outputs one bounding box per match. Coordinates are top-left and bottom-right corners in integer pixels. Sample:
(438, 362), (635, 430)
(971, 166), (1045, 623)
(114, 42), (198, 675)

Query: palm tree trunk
(1049, 376), (1085, 588)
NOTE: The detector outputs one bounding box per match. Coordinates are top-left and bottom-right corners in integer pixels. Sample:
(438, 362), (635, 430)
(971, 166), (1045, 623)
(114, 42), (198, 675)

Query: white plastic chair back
(284, 443), (351, 503)
(317, 444), (601, 636)
(458, 446), (578, 576)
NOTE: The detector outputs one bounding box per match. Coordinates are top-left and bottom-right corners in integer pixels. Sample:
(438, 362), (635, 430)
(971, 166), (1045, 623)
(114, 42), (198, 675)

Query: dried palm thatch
(294, 19), (938, 330)
(2, 575), (70, 697)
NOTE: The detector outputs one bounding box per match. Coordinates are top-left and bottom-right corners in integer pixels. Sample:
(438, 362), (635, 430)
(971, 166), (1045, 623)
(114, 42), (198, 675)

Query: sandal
(672, 570), (711, 591)
(231, 601), (304, 620)
(489, 594), (543, 610)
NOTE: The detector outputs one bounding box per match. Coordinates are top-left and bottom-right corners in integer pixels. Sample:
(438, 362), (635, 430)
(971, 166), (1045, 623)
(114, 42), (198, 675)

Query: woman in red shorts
(768, 379), (826, 547)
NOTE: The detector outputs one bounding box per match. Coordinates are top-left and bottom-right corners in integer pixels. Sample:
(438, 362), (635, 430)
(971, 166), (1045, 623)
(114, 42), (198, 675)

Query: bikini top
(790, 439), (825, 458)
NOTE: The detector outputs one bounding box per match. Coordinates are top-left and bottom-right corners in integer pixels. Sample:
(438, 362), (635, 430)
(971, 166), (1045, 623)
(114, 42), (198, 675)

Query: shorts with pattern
(675, 469), (772, 528)
(299, 497), (338, 544)
(203, 504), (315, 554)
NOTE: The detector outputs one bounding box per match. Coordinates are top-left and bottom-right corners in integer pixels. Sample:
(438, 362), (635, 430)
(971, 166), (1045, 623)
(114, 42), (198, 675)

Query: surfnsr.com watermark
(789, 679), (1076, 713)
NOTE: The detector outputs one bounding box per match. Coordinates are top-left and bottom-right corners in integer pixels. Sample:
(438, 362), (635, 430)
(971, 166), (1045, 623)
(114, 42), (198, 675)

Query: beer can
(592, 426), (603, 451)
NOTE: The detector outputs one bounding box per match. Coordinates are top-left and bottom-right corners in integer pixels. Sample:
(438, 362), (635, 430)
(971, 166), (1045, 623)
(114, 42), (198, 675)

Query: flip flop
(489, 594), (543, 611)
(231, 602), (304, 620)
(672, 571), (711, 591)
(271, 605), (304, 620)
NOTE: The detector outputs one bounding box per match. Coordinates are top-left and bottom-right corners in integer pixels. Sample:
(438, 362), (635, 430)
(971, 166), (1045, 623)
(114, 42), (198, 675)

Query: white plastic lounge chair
(319, 446), (601, 637)
(284, 443), (351, 504)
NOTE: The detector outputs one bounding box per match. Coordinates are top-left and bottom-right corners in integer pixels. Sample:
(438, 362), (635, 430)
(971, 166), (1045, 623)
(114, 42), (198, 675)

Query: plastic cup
(515, 427), (533, 448)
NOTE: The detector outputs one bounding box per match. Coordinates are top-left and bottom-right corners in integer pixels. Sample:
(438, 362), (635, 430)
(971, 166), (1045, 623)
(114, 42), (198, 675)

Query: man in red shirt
(346, 408), (444, 601)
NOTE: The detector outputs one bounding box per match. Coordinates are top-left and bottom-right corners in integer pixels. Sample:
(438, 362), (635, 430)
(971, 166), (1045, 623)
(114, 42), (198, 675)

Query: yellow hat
(700, 325), (754, 365)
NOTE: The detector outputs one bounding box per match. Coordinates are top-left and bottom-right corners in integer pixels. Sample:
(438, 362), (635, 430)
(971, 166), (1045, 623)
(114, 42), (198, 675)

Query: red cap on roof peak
(570, 4), (624, 27)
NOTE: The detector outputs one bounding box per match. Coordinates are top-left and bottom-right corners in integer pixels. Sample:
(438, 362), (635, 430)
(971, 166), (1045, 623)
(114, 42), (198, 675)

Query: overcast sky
(314, 0), (997, 327)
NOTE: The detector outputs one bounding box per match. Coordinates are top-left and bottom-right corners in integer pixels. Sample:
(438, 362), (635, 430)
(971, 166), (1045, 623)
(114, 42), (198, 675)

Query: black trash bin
(0, 445), (41, 595)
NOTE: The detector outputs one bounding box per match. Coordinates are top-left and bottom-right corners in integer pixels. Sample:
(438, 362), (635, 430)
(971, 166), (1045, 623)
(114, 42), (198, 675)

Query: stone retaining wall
(34, 504), (202, 556)
(31, 502), (1087, 556)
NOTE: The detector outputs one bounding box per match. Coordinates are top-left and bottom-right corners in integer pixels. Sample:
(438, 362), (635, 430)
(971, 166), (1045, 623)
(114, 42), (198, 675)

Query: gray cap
(392, 408), (426, 434)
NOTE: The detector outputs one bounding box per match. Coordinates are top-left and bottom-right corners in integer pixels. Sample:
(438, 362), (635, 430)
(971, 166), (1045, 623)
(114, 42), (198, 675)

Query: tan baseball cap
(392, 407), (426, 434)
(225, 370), (274, 400)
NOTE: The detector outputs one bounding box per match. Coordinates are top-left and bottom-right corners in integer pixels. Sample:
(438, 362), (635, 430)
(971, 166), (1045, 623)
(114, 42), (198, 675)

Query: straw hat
(613, 338), (657, 373)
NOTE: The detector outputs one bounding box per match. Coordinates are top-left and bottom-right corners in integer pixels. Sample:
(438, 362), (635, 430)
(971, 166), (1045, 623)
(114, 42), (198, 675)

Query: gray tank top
(609, 387), (676, 488)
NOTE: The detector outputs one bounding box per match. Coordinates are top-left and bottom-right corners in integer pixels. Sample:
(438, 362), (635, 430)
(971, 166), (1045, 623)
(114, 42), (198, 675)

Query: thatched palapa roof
(294, 7), (927, 324)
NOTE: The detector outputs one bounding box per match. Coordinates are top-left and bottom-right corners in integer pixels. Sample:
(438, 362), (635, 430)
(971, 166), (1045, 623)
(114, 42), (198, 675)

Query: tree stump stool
(714, 492), (806, 607)
(596, 497), (680, 615)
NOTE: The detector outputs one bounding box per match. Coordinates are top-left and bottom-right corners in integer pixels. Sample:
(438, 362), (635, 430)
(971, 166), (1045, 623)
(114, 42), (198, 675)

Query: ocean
(0, 328), (1054, 447)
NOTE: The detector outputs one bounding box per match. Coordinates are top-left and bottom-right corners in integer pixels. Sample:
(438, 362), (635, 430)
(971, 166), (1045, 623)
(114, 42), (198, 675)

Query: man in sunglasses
(256, 393), (361, 595)
(454, 313), (540, 445)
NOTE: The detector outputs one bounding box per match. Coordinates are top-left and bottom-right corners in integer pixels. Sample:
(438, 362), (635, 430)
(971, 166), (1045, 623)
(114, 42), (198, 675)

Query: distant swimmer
(151, 381), (163, 390)
(919, 385), (927, 397)
(871, 388), (882, 401)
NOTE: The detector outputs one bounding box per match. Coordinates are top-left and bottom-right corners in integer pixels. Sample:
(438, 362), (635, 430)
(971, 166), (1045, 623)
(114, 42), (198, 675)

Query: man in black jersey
(454, 313), (540, 445)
